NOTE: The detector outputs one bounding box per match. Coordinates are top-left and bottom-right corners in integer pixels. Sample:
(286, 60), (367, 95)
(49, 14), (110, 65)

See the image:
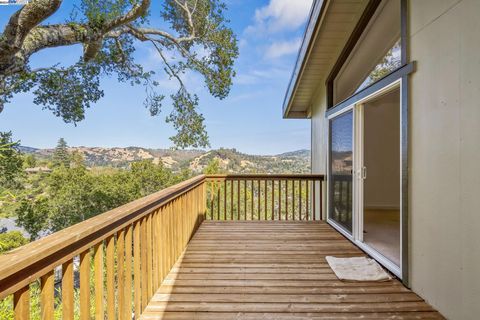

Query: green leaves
(0, 132), (24, 190)
(14, 159), (191, 239)
(0, 231), (28, 254)
(52, 138), (71, 168)
(0, 0), (238, 149)
(167, 88), (209, 148)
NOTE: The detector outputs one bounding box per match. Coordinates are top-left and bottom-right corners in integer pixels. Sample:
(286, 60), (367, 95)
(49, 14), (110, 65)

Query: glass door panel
(329, 111), (354, 233)
(362, 87), (401, 267)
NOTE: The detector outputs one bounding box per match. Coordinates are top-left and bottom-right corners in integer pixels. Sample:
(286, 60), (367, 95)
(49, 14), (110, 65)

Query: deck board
(141, 221), (444, 319)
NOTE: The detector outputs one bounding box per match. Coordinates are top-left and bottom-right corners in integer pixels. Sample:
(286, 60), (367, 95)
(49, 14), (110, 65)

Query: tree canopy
(0, 0), (239, 148)
(0, 131), (24, 190)
(52, 137), (70, 167)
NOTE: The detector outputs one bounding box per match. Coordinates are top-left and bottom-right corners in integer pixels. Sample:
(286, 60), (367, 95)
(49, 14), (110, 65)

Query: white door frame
(327, 79), (403, 279)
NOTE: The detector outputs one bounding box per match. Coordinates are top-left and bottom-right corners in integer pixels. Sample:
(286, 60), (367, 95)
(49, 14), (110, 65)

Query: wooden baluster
(292, 180), (296, 221)
(133, 221), (141, 318)
(181, 195), (186, 251)
(319, 180), (323, 220)
(140, 217), (148, 310)
(307, 180), (310, 221)
(299, 180), (303, 220)
(223, 180), (227, 220)
(106, 235), (115, 320)
(257, 180), (261, 220)
(250, 180), (253, 220)
(264, 180), (267, 220)
(117, 229), (125, 320)
(237, 180), (240, 220)
(278, 180), (282, 220)
(62, 259), (74, 320)
(173, 198), (178, 262)
(230, 180), (234, 220)
(159, 208), (165, 283)
(286, 180), (289, 220)
(312, 180), (317, 221)
(41, 271), (54, 320)
(210, 181), (214, 220)
(94, 242), (104, 320)
(146, 214), (153, 300)
(244, 180), (247, 220)
(14, 286), (29, 320)
(125, 225), (133, 319)
(271, 180), (275, 220)
(153, 212), (159, 292)
(169, 203), (174, 272)
(158, 209), (163, 285)
(80, 250), (91, 320)
(215, 181), (220, 220)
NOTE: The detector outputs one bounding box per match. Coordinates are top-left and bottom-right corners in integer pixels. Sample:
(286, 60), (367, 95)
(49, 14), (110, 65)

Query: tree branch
(0, 0), (62, 65)
(83, 0), (151, 62)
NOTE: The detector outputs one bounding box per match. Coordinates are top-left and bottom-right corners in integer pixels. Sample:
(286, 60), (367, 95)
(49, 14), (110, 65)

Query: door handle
(362, 166), (367, 179)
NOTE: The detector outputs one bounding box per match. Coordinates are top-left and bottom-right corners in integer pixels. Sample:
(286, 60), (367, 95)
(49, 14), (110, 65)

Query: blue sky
(0, 0), (313, 155)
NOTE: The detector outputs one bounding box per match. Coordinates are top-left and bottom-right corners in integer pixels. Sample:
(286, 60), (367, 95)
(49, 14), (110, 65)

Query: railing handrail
(206, 173), (325, 180)
(0, 174), (206, 299)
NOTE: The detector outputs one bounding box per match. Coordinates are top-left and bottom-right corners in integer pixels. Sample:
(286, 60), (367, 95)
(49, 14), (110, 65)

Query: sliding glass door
(327, 81), (403, 278)
(328, 110), (354, 234)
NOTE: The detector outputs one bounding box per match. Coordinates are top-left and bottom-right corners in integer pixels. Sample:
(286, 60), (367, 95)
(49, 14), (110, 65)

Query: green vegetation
(0, 231), (28, 254)
(0, 133), (193, 251)
(0, 132), (24, 190)
(52, 138), (71, 168)
(0, 133), (310, 252)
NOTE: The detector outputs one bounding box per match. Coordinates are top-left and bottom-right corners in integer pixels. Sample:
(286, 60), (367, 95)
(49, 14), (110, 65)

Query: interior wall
(408, 0), (480, 318)
(363, 89), (400, 209)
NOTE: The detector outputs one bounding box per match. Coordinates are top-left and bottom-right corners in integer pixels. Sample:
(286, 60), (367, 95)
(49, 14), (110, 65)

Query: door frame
(327, 79), (404, 279)
(326, 105), (356, 241)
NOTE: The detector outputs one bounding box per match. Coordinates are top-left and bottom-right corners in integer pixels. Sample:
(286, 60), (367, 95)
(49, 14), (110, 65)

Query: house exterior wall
(408, 0), (480, 318)
(310, 0), (480, 318)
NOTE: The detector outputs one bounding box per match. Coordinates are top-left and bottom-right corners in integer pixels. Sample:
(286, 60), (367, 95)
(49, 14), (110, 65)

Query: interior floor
(363, 209), (400, 266)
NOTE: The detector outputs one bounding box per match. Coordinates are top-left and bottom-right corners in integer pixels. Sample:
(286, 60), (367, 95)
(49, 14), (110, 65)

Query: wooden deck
(141, 221), (443, 320)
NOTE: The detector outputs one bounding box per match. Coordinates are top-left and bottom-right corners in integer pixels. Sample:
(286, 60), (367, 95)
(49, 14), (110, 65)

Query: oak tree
(0, 0), (238, 148)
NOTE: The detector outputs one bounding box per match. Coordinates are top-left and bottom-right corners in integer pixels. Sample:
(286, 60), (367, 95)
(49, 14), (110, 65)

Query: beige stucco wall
(408, 0), (480, 318)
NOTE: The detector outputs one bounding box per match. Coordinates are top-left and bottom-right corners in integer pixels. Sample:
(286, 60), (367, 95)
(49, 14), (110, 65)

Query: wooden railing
(0, 173), (324, 319)
(205, 174), (325, 221)
(0, 175), (205, 320)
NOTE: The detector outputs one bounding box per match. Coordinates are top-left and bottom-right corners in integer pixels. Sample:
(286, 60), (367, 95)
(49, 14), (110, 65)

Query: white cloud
(265, 38), (302, 59)
(246, 0), (313, 34)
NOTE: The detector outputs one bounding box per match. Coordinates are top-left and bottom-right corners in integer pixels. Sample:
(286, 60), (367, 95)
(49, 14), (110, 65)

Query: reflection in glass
(329, 111), (353, 233)
(355, 39), (401, 93)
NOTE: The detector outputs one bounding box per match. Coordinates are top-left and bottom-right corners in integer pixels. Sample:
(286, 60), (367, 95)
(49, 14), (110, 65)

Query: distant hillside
(22, 146), (311, 174)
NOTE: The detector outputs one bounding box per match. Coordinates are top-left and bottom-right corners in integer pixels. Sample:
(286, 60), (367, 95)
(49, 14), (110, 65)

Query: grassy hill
(22, 147), (311, 174)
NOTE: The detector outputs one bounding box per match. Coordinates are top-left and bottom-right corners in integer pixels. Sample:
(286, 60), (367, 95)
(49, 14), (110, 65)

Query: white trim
(326, 106), (355, 236)
(355, 240), (402, 278)
(327, 103), (354, 120)
(352, 79), (401, 106)
(354, 104), (364, 242)
(327, 220), (354, 241)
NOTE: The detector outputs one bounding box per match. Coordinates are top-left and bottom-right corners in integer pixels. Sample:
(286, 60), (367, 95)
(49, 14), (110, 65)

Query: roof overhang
(283, 0), (370, 119)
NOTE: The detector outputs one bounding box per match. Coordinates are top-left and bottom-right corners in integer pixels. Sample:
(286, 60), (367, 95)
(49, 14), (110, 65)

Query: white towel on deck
(326, 256), (392, 282)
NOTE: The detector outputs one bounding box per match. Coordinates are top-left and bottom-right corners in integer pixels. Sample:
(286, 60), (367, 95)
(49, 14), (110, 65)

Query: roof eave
(282, 0), (327, 119)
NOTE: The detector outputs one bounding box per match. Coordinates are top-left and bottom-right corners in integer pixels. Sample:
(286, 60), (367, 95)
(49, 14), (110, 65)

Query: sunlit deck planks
(141, 221), (443, 320)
